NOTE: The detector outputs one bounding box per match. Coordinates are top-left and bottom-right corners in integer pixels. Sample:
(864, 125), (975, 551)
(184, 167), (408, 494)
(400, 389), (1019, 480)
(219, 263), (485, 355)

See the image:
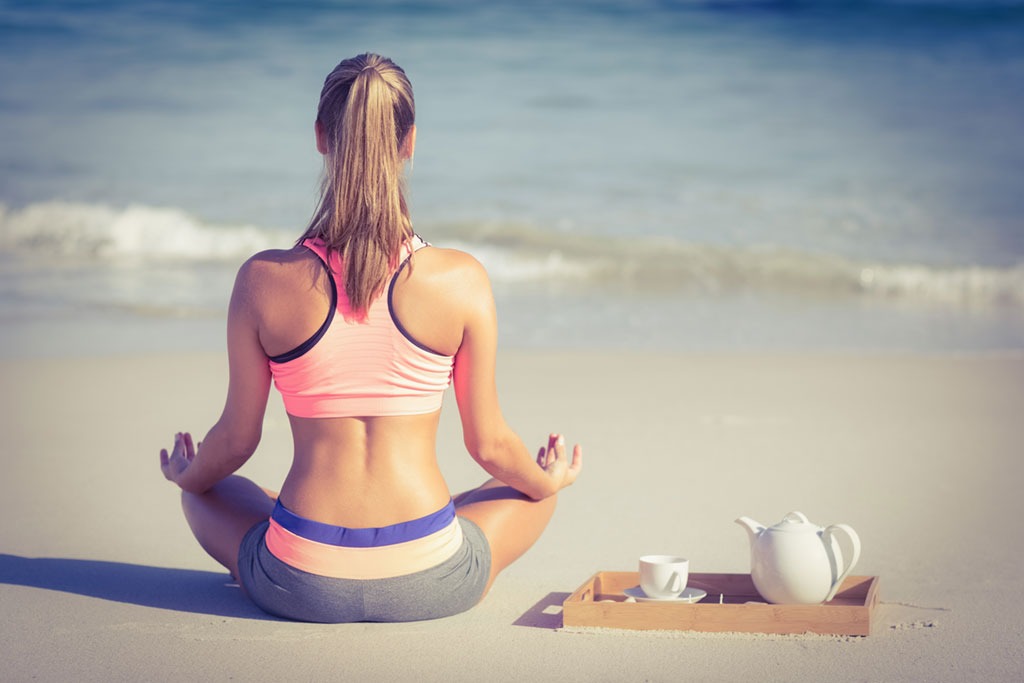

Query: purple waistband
(270, 499), (456, 548)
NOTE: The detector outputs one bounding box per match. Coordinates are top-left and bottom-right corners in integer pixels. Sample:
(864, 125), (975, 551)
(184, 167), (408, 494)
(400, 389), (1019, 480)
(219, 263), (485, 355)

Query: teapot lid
(768, 511), (819, 533)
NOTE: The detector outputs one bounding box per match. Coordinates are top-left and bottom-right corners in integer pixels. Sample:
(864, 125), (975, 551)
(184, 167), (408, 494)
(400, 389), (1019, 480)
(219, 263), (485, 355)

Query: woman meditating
(158, 53), (582, 623)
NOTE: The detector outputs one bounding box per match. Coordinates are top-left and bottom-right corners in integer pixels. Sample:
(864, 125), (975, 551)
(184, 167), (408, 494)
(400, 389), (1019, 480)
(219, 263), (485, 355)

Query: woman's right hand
(160, 431), (196, 489)
(536, 433), (583, 493)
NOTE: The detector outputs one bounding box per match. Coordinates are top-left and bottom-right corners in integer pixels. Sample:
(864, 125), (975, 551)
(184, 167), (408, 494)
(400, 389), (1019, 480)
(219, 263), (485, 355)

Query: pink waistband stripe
(265, 517), (465, 580)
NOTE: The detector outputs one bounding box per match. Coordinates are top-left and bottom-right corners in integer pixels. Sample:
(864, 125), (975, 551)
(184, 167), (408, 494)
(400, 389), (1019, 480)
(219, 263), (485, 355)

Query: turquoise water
(2, 0), (1023, 355)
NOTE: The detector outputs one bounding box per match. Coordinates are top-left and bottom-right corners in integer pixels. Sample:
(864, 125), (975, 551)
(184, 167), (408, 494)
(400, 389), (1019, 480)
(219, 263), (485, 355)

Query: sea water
(1, 0), (1023, 357)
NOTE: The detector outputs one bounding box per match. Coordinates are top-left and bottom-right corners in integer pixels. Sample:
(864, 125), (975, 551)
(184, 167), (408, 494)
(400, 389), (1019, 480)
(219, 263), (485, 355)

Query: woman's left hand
(160, 432), (196, 487)
(535, 433), (583, 496)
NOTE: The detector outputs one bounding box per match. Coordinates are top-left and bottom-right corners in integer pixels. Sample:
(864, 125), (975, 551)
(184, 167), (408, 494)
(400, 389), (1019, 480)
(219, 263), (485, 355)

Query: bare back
(247, 244), (474, 528)
(164, 54), (580, 609)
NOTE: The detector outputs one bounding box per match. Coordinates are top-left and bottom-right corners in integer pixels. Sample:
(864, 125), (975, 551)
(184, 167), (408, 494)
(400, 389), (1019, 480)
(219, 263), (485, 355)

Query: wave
(0, 201), (283, 261)
(2, 201), (1022, 309)
(432, 223), (1024, 309)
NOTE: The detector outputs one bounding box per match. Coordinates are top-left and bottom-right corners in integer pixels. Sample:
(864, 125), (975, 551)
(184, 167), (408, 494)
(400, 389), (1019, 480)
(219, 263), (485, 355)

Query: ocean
(2, 0), (1023, 356)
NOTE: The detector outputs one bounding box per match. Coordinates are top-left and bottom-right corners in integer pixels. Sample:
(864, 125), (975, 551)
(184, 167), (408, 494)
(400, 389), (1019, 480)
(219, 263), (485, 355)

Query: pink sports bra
(268, 236), (454, 418)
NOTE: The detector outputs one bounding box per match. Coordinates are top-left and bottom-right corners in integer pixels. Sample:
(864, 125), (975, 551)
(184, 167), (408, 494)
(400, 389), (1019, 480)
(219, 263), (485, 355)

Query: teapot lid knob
(768, 511), (819, 532)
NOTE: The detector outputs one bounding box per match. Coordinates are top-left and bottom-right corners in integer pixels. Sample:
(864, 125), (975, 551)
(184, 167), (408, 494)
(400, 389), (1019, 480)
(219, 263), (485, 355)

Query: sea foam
(0, 201), (281, 261)
(2, 201), (1022, 310)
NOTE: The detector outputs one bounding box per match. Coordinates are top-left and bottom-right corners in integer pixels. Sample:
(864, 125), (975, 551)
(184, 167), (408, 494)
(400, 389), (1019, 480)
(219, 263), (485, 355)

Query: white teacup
(639, 555), (689, 599)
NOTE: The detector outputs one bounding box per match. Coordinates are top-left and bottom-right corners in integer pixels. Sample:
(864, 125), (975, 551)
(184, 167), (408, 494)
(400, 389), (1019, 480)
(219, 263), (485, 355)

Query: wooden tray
(562, 572), (879, 636)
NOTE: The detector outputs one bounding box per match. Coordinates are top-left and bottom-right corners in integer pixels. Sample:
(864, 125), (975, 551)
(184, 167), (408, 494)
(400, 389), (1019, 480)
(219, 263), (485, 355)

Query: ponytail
(301, 53), (415, 315)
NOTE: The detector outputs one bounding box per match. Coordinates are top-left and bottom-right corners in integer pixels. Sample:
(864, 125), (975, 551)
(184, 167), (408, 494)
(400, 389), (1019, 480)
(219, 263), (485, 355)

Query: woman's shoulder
(239, 246), (320, 278)
(233, 246), (326, 304)
(391, 244), (495, 353)
(414, 245), (490, 285)
(245, 245), (317, 268)
(394, 244), (494, 321)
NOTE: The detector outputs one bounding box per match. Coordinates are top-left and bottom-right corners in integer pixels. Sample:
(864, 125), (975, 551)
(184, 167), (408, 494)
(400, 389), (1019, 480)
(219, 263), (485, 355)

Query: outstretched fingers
(537, 434), (556, 468)
(537, 433), (584, 491)
(567, 443), (583, 481)
(547, 433), (561, 466)
(182, 431), (196, 461)
(160, 432), (196, 485)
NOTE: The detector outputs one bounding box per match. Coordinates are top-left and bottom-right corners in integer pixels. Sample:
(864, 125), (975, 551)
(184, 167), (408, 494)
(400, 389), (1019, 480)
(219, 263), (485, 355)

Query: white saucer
(623, 586), (707, 603)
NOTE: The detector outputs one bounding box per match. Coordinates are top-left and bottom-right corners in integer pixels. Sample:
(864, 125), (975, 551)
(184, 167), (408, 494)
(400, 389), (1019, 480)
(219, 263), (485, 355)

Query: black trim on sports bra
(267, 249), (338, 364)
(387, 247), (451, 357)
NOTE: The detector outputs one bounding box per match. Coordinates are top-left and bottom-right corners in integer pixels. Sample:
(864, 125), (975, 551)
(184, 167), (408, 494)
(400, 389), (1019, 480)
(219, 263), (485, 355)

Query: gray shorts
(237, 516), (491, 623)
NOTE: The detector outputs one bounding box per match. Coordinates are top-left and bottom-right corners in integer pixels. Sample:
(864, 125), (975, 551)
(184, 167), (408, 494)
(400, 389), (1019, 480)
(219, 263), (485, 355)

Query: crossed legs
(453, 478), (558, 597)
(179, 475), (557, 601)
(180, 476), (276, 582)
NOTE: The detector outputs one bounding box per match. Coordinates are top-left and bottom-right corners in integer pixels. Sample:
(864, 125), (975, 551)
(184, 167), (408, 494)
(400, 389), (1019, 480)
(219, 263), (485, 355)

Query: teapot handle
(823, 523), (861, 602)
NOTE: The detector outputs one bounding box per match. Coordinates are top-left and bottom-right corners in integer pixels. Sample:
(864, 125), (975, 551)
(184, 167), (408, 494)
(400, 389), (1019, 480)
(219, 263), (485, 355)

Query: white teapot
(735, 511), (861, 604)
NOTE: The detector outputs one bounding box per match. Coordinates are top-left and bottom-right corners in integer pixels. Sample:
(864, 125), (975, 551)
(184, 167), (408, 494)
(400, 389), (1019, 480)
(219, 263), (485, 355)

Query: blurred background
(1, 0), (1022, 356)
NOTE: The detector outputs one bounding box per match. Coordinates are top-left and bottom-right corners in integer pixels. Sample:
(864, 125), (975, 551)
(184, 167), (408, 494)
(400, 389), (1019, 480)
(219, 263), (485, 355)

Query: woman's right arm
(451, 256), (581, 500)
(160, 256), (273, 493)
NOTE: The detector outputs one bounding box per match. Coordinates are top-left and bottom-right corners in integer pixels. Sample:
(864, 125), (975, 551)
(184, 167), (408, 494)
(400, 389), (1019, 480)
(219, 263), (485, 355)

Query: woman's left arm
(160, 258), (272, 493)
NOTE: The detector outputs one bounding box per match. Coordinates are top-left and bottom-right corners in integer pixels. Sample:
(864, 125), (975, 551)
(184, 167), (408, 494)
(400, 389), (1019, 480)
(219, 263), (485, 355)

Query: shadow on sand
(3, 554), (580, 626)
(513, 591), (571, 629)
(0, 553), (274, 620)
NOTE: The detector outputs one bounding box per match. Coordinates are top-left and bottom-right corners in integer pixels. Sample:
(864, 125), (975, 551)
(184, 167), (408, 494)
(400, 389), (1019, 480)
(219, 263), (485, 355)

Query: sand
(2, 349), (1023, 681)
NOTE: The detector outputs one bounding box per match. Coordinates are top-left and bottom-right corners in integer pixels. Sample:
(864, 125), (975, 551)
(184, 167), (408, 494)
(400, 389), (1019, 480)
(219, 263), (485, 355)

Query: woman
(158, 53), (582, 623)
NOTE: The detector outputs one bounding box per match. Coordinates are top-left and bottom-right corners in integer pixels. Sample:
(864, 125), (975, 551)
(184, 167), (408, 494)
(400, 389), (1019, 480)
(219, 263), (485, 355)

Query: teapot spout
(735, 516), (766, 546)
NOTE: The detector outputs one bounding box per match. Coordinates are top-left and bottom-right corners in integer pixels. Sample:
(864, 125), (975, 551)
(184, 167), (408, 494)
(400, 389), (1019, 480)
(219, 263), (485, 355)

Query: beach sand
(2, 349), (1023, 681)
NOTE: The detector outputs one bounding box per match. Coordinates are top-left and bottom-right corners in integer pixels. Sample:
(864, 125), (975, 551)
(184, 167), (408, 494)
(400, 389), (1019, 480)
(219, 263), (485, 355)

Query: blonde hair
(300, 53), (415, 314)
